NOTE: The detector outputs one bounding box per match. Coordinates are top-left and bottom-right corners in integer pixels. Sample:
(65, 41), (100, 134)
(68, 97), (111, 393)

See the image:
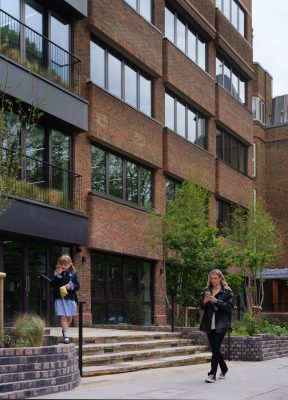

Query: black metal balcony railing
(0, 147), (82, 212)
(0, 9), (81, 93)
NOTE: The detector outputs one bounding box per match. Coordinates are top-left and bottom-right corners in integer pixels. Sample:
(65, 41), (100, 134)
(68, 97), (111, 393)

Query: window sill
(88, 190), (152, 213)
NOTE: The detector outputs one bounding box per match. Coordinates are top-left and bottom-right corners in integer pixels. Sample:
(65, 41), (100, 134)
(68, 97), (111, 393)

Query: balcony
(0, 9), (80, 94)
(0, 147), (82, 212)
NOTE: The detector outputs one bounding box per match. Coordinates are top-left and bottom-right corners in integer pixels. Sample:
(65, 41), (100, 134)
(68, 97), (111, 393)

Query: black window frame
(165, 91), (208, 150)
(90, 38), (153, 118)
(91, 143), (153, 210)
(164, 5), (207, 72)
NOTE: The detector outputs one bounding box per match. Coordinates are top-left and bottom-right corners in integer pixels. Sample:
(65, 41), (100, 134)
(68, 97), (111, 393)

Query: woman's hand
(204, 293), (212, 304)
(56, 267), (63, 274)
(65, 283), (71, 290)
(209, 295), (218, 303)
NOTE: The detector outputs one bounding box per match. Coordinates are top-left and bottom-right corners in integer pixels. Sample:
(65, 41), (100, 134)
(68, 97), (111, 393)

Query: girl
(199, 269), (234, 383)
(50, 255), (80, 344)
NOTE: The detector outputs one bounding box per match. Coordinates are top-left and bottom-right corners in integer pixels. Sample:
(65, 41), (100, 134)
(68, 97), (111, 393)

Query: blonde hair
(207, 269), (228, 288)
(56, 255), (76, 272)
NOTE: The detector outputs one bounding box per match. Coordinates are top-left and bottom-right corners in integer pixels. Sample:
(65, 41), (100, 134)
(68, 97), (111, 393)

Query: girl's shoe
(64, 336), (70, 344)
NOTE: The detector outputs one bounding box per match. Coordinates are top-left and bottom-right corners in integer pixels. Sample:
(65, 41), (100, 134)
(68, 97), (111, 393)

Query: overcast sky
(252, 0), (288, 97)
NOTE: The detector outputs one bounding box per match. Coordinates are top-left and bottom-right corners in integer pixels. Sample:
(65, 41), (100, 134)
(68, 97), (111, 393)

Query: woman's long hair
(207, 269), (228, 288)
(56, 255), (76, 272)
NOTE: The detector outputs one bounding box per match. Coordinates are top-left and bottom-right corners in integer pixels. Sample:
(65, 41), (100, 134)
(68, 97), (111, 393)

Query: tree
(149, 177), (232, 310)
(225, 198), (283, 320)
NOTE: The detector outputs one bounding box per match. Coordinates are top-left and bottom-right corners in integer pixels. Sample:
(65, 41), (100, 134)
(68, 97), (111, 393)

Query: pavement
(31, 339), (288, 400)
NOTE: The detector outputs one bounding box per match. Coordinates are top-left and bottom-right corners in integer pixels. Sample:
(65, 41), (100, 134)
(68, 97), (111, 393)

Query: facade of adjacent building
(0, 0), (286, 326)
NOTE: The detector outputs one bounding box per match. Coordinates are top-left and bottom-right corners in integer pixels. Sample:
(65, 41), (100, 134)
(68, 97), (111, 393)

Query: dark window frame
(216, 55), (246, 104)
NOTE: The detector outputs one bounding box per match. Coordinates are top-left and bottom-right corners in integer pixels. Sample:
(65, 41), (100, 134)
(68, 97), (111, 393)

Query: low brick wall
(0, 344), (80, 399)
(180, 328), (288, 361)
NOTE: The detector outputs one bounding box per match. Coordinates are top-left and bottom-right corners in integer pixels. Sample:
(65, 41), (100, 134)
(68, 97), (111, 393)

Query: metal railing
(0, 147), (82, 212)
(0, 9), (81, 93)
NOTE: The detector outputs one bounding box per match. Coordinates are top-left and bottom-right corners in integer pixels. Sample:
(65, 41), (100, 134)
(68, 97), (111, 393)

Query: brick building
(0, 0), (286, 326)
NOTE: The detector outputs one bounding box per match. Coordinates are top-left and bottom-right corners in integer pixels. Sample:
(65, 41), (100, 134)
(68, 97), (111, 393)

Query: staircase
(55, 330), (211, 377)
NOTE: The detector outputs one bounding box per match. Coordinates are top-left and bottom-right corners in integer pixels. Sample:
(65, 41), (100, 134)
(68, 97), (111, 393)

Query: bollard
(78, 301), (86, 377)
(0, 272), (6, 335)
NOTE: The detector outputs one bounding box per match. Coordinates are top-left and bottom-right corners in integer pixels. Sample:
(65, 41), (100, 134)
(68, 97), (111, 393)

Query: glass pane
(216, 0), (222, 9)
(187, 109), (196, 144)
(126, 161), (138, 203)
(239, 7), (245, 36)
(139, 75), (151, 116)
(165, 7), (174, 42)
(231, 137), (238, 169)
(223, 0), (231, 20)
(197, 117), (206, 149)
(216, 128), (223, 159)
(51, 15), (70, 84)
(224, 63), (231, 92)
(231, 71), (239, 99)
(187, 29), (196, 62)
(0, 0), (20, 18)
(108, 53), (121, 98)
(51, 130), (71, 204)
(25, 125), (45, 186)
(166, 178), (178, 202)
(0, 2), (21, 60)
(92, 303), (106, 324)
(176, 100), (186, 137)
(108, 153), (123, 198)
(90, 42), (105, 87)
(125, 65), (137, 108)
(176, 17), (186, 53)
(25, 2), (43, 67)
(107, 255), (122, 300)
(3, 240), (23, 325)
(139, 0), (151, 22)
(239, 78), (245, 103)
(125, 259), (138, 298)
(91, 146), (106, 192)
(125, 0), (136, 9)
(238, 144), (246, 173)
(197, 37), (206, 70)
(91, 253), (106, 299)
(224, 132), (231, 164)
(139, 261), (151, 302)
(140, 168), (152, 208)
(252, 97), (257, 118)
(216, 57), (223, 85)
(231, 0), (238, 29)
(165, 92), (174, 130)
(28, 244), (46, 315)
(107, 303), (124, 324)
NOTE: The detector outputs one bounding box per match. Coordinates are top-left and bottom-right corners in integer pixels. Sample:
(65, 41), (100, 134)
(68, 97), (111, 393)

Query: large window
(165, 92), (207, 149)
(124, 0), (152, 23)
(91, 144), (153, 209)
(90, 40), (152, 117)
(91, 253), (152, 325)
(165, 6), (207, 71)
(216, 0), (245, 37)
(166, 177), (181, 202)
(216, 199), (234, 229)
(252, 97), (265, 125)
(216, 127), (247, 173)
(216, 56), (246, 104)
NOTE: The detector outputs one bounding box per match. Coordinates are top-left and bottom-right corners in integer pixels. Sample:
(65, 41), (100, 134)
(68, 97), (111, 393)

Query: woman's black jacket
(50, 270), (80, 302)
(199, 286), (234, 334)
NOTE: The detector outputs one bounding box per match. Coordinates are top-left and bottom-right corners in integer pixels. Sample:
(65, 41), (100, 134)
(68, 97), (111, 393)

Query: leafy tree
(224, 198), (283, 320)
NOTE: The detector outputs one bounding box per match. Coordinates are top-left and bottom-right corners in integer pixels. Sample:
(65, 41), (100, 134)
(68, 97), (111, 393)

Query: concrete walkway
(32, 353), (288, 399)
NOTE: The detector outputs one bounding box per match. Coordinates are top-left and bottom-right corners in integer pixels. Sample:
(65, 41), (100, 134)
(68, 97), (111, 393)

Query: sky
(252, 0), (288, 97)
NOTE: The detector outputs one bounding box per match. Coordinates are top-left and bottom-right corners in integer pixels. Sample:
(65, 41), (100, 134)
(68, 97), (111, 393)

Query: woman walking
(51, 255), (80, 344)
(199, 269), (234, 383)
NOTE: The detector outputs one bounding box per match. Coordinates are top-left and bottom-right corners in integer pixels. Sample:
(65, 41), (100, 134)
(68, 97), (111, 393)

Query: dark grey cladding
(270, 95), (288, 127)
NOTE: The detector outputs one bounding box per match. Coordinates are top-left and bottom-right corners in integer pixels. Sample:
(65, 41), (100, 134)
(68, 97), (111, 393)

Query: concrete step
(82, 352), (211, 377)
(78, 338), (195, 355)
(82, 345), (208, 366)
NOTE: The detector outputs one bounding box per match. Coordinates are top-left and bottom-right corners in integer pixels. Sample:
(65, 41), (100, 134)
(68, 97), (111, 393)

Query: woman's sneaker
(219, 371), (227, 379)
(205, 374), (216, 383)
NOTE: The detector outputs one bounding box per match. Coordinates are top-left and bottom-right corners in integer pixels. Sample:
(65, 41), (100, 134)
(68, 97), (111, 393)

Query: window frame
(123, 0), (152, 23)
(216, 0), (245, 37)
(216, 55), (246, 104)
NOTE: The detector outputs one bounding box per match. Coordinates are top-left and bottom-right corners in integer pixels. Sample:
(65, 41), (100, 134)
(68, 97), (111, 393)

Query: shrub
(14, 313), (45, 347)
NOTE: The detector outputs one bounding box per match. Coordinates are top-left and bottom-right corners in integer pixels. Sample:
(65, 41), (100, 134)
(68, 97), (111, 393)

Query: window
(90, 40), (152, 117)
(165, 6), (207, 72)
(166, 177), (181, 202)
(91, 144), (153, 209)
(216, 127), (247, 173)
(216, 56), (246, 104)
(216, 0), (245, 37)
(165, 92), (207, 150)
(252, 97), (265, 125)
(216, 199), (234, 229)
(124, 0), (152, 23)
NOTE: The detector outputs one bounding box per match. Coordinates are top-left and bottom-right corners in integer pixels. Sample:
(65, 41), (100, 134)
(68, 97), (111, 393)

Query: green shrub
(14, 313), (45, 347)
(232, 313), (288, 336)
(0, 332), (29, 348)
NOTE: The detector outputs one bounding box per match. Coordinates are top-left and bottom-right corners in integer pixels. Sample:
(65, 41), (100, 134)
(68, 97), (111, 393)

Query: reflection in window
(165, 92), (207, 149)
(217, 0), (245, 37)
(216, 55), (246, 104)
(90, 40), (152, 117)
(165, 6), (207, 72)
(216, 126), (247, 173)
(51, 14), (70, 83)
(91, 144), (153, 209)
(166, 177), (181, 202)
(252, 97), (265, 124)
(217, 198), (233, 230)
(124, 0), (152, 22)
